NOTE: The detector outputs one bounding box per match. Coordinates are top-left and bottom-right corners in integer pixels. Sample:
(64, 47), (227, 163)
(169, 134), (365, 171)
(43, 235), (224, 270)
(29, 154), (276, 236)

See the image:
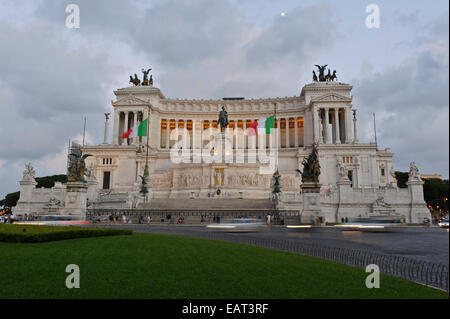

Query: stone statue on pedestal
(22, 163), (36, 182)
(67, 153), (92, 182)
(408, 162), (422, 182)
(218, 106), (228, 131)
(336, 157), (347, 181)
(129, 74), (141, 86)
(141, 68), (152, 86)
(315, 64), (327, 81)
(297, 143), (320, 183)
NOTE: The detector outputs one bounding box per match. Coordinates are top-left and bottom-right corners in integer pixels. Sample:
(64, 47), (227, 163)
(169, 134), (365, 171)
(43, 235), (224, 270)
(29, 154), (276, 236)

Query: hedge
(0, 225), (132, 243)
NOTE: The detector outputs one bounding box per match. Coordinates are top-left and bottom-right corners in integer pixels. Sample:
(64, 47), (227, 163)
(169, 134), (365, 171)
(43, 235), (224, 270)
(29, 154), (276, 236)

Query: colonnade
(315, 107), (352, 144)
(159, 117), (304, 149)
(114, 110), (147, 146)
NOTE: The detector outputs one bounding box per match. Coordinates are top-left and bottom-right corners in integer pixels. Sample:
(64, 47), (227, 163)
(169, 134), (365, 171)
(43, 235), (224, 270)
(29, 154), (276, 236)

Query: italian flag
(248, 115), (275, 136)
(121, 118), (148, 139)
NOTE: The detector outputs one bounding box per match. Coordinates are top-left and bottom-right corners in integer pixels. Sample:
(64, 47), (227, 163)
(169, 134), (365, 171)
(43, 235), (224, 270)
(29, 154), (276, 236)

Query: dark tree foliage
(0, 192), (20, 208)
(423, 178), (449, 214)
(0, 174), (67, 208)
(395, 171), (409, 188)
(395, 171), (448, 214)
(35, 174), (67, 188)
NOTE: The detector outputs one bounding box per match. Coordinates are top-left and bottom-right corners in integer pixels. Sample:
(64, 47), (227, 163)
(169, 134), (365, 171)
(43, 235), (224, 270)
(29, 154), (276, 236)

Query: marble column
(124, 111), (129, 145)
(233, 120), (237, 149)
(251, 119), (256, 149)
(192, 119), (196, 149)
(277, 118), (281, 149)
(200, 120), (204, 149)
(133, 112), (138, 145)
(103, 113), (110, 144)
(319, 111), (324, 144)
(345, 108), (352, 144)
(165, 119), (170, 149)
(353, 110), (359, 143)
(314, 108), (321, 144)
(320, 109), (326, 143)
(209, 120), (212, 147)
(243, 120), (247, 149)
(294, 117), (298, 147)
(113, 110), (119, 145)
(141, 109), (146, 149)
(182, 120), (187, 149)
(324, 109), (330, 144)
(285, 118), (290, 148)
(334, 108), (341, 144)
(175, 119), (179, 148)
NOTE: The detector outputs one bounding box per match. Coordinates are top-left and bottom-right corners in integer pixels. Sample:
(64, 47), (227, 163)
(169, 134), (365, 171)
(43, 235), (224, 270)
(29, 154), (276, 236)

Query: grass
(0, 232), (447, 298)
(0, 224), (132, 242)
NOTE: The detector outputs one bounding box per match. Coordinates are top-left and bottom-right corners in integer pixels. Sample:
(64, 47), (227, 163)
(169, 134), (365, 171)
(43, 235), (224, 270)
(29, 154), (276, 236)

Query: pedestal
(407, 179), (431, 223)
(336, 178), (352, 221)
(213, 131), (233, 163)
(300, 182), (322, 224)
(64, 181), (88, 220)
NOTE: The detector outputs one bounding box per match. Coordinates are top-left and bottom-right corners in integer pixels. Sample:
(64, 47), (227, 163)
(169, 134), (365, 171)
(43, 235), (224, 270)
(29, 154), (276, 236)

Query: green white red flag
(121, 118), (148, 139)
(248, 115), (275, 136)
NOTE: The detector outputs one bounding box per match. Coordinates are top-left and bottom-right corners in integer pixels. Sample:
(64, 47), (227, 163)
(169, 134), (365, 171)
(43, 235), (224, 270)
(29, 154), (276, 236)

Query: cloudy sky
(0, 0), (448, 198)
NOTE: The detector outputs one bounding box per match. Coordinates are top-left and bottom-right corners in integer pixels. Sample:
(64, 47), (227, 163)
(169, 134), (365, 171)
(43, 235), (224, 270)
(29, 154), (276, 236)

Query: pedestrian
(167, 214), (171, 225)
(147, 215), (151, 225)
(200, 215), (204, 225)
(267, 214), (272, 226)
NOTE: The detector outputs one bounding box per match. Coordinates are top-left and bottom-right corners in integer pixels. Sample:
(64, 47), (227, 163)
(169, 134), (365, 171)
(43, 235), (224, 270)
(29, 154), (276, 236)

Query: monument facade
(13, 69), (431, 223)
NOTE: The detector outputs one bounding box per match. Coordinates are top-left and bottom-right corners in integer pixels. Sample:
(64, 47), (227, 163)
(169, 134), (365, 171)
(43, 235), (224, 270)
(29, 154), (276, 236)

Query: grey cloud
(244, 4), (338, 67)
(352, 34), (448, 176)
(0, 22), (117, 120)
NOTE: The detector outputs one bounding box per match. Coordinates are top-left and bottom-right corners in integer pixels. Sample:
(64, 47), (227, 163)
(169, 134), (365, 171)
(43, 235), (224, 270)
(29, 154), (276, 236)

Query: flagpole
(274, 102), (278, 169)
(373, 112), (377, 148)
(143, 106), (150, 203)
(146, 107), (150, 168)
(82, 116), (86, 147)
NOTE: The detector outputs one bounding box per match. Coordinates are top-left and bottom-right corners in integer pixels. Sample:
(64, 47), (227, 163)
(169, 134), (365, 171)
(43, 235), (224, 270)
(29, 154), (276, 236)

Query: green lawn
(0, 232), (447, 298)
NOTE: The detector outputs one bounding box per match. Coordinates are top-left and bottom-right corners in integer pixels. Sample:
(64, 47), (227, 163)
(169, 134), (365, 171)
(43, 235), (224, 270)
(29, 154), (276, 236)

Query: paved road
(95, 223), (449, 266)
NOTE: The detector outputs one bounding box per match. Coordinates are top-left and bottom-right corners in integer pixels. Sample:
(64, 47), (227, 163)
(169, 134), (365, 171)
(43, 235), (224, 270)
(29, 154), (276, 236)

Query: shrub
(0, 224), (132, 243)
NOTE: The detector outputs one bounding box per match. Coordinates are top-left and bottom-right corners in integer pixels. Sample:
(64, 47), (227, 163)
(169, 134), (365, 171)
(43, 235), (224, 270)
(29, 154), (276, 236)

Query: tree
(423, 178), (449, 216)
(394, 172), (448, 217)
(395, 171), (409, 188)
(35, 174), (67, 188)
(0, 191), (20, 208)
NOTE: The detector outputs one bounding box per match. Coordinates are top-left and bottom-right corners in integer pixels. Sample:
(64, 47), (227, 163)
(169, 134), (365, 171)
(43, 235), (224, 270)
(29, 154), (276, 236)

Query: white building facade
(14, 81), (431, 223)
